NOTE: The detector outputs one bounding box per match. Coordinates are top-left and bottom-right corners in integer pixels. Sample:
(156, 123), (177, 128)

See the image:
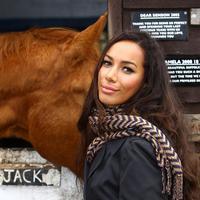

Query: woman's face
(98, 40), (145, 106)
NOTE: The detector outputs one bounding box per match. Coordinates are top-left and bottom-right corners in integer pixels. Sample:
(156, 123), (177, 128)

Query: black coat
(84, 136), (169, 200)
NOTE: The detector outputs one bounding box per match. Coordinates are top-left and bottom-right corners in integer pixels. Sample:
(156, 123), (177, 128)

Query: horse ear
(66, 12), (107, 52)
(77, 11), (107, 43)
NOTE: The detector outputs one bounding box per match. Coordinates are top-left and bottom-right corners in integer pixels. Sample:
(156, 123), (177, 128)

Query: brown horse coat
(0, 13), (107, 177)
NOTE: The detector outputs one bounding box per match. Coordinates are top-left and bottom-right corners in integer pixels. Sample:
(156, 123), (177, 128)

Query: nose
(105, 66), (117, 82)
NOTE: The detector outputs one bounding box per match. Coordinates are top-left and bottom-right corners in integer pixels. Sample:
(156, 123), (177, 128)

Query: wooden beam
(124, 0), (200, 9)
(108, 0), (123, 39)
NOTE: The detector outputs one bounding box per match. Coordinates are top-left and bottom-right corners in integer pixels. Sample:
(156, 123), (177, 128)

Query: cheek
(122, 76), (144, 95)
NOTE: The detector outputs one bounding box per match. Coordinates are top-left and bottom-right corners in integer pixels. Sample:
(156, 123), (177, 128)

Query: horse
(0, 13), (107, 177)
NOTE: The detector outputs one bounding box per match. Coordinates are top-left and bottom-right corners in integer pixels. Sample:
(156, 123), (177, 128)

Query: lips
(101, 84), (119, 94)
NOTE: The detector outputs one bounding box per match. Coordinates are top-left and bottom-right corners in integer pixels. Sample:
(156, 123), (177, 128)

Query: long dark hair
(78, 31), (200, 199)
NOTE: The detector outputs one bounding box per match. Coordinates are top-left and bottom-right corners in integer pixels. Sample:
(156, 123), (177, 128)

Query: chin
(99, 98), (118, 106)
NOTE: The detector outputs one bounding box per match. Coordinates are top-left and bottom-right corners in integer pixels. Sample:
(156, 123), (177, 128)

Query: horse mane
(0, 27), (77, 59)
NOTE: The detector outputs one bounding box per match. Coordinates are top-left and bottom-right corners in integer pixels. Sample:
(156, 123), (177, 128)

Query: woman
(78, 31), (199, 200)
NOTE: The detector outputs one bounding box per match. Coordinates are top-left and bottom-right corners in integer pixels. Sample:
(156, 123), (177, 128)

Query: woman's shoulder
(110, 136), (155, 152)
(123, 136), (155, 152)
(116, 136), (158, 165)
(106, 136), (157, 161)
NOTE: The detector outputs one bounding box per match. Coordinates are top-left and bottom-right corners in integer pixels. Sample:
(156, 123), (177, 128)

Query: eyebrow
(105, 54), (137, 67)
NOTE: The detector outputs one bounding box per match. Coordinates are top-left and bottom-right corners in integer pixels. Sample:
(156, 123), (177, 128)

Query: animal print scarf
(86, 107), (183, 200)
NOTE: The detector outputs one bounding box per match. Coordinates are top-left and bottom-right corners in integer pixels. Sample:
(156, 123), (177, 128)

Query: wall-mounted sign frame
(185, 114), (200, 142)
(131, 10), (188, 40)
(190, 8), (200, 25)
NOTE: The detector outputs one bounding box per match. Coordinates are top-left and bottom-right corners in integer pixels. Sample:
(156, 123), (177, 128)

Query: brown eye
(102, 60), (112, 67)
(122, 66), (134, 74)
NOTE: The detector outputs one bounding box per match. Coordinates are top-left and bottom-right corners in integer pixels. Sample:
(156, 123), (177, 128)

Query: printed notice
(131, 11), (188, 40)
(165, 56), (200, 86)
